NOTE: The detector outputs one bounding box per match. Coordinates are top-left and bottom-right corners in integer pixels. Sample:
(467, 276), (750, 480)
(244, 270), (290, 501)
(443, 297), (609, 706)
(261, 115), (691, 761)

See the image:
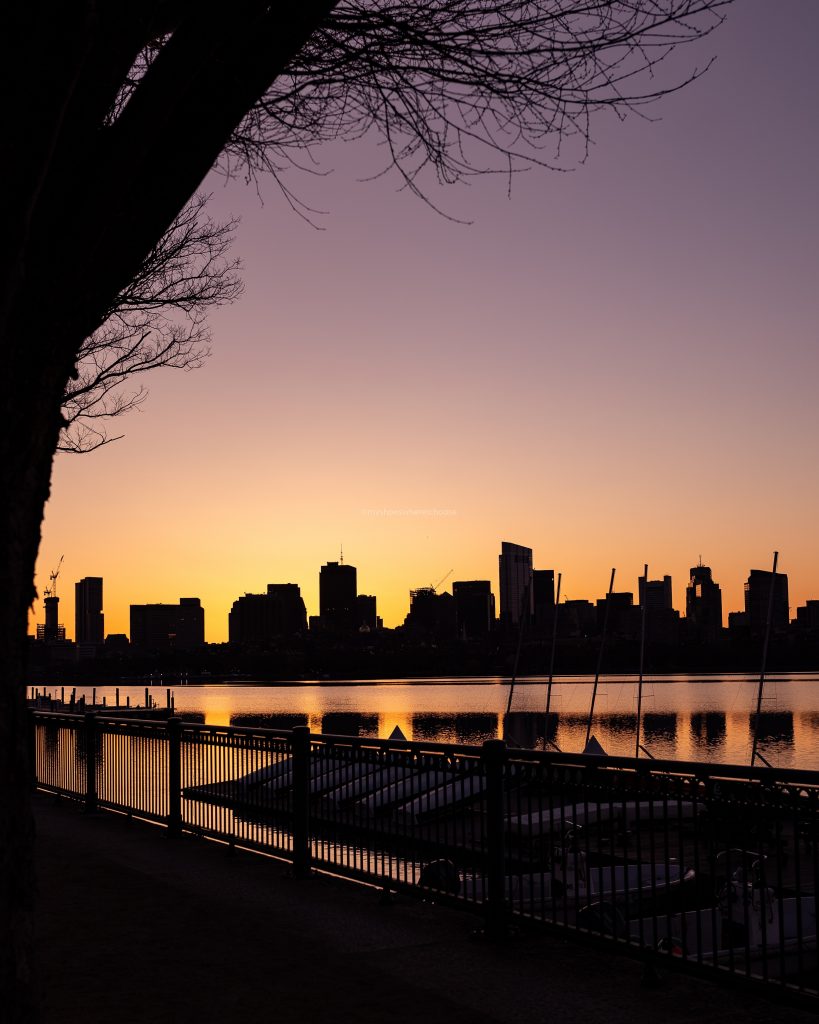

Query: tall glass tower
(499, 541), (533, 626)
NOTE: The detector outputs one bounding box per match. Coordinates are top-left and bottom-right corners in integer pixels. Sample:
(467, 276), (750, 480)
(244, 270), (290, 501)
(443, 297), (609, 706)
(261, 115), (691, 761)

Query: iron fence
(31, 710), (819, 1001)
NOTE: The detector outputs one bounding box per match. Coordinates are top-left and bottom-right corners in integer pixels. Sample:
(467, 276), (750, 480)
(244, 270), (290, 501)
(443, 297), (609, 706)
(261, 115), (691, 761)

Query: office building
(130, 597), (204, 649)
(638, 574), (673, 611)
(229, 584), (307, 644)
(403, 587), (455, 638)
(319, 560), (357, 632)
(744, 569), (789, 634)
(795, 600), (819, 635)
(36, 595), (65, 643)
(452, 580), (495, 639)
(532, 569), (555, 634)
(686, 564), (723, 643)
(356, 594), (378, 631)
(499, 541), (533, 627)
(559, 599), (596, 639)
(638, 572), (679, 645)
(75, 576), (104, 645)
(596, 592), (639, 639)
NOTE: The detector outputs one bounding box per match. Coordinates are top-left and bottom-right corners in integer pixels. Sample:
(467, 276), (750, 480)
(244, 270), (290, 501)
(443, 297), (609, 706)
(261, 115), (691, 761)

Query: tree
(1, 2), (730, 1016)
(59, 193), (241, 453)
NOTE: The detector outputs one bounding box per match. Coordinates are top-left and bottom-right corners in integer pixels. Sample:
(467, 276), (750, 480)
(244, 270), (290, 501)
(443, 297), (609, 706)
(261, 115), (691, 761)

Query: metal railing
(31, 711), (819, 1001)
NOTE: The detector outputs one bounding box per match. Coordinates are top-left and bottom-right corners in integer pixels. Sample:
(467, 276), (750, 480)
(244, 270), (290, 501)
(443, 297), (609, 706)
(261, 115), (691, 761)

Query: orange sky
(32, 3), (819, 644)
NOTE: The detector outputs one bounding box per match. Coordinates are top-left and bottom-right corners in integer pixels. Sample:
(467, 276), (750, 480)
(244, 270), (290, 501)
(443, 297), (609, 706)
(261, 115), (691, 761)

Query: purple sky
(37, 1), (819, 640)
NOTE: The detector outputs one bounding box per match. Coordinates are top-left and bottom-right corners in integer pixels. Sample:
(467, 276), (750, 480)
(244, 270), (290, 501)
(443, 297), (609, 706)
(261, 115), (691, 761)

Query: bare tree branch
(60, 1), (729, 453)
(58, 192), (241, 453)
(225, 1), (730, 196)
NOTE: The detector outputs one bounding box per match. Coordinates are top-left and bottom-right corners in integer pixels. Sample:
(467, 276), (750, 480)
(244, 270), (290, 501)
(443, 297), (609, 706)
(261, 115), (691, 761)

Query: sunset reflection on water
(68, 674), (819, 769)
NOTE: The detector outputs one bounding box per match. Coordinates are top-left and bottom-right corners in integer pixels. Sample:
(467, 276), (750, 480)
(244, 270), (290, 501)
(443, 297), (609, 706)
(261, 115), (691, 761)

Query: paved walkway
(35, 796), (814, 1024)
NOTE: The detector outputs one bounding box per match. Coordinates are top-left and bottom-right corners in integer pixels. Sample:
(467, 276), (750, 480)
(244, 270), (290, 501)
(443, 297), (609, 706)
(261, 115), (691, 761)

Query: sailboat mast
(636, 563), (648, 759)
(751, 550), (779, 767)
(585, 568), (616, 749)
(545, 572), (562, 741)
(505, 573), (532, 719)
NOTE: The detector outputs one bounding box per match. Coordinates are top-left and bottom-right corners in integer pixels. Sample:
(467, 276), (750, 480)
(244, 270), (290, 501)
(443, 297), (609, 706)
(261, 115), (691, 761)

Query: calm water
(57, 673), (819, 771)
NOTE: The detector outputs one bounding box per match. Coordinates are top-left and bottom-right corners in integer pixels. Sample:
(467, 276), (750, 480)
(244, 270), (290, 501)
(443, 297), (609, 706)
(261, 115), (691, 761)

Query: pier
(28, 685), (175, 718)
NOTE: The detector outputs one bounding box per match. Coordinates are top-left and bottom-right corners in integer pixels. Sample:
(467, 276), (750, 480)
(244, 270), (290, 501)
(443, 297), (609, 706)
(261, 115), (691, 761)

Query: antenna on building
(339, 544), (344, 564)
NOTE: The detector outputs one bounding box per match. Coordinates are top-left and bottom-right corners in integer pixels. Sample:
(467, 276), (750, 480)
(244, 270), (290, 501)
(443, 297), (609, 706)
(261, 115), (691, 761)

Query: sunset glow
(32, 3), (819, 644)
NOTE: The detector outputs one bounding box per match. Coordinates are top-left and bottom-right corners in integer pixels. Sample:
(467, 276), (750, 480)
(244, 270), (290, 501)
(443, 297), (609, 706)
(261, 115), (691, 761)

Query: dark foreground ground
(35, 796), (816, 1024)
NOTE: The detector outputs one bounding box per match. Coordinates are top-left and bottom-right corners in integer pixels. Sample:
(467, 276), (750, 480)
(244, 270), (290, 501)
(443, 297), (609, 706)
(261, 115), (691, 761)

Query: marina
(31, 699), (819, 1000)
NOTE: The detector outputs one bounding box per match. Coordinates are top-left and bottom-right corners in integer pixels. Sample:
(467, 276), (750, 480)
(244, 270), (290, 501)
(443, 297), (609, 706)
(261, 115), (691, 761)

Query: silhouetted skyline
(31, 2), (819, 642)
(29, 541), (819, 648)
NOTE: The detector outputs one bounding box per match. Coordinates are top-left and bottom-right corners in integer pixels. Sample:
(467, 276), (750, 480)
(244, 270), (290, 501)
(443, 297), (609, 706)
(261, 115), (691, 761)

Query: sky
(34, 1), (819, 642)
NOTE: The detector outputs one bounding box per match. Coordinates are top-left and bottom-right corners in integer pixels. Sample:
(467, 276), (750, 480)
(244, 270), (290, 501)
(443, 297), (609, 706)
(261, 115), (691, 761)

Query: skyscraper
(130, 598), (204, 648)
(498, 541), (533, 627)
(686, 564), (723, 643)
(638, 574), (673, 611)
(452, 580), (495, 639)
(532, 569), (555, 634)
(319, 560), (357, 631)
(745, 569), (789, 634)
(637, 573), (679, 645)
(355, 594), (378, 631)
(228, 584), (307, 644)
(75, 576), (104, 645)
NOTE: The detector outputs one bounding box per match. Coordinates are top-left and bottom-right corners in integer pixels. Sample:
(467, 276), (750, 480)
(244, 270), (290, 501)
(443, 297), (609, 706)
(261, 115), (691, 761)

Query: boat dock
(28, 685), (175, 718)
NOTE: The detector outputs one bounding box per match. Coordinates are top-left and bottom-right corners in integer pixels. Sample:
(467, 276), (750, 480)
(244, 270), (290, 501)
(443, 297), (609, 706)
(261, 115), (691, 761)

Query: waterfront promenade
(36, 796), (814, 1024)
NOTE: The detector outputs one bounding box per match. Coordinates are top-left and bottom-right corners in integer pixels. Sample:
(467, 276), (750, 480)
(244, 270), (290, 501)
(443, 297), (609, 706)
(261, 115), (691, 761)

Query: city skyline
(29, 545), (810, 644)
(32, 2), (819, 643)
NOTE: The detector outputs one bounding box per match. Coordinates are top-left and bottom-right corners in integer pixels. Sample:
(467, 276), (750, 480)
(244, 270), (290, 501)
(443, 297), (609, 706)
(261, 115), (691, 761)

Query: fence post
(84, 713), (98, 813)
(482, 738), (507, 939)
(28, 710), (37, 789)
(167, 716), (182, 836)
(291, 726), (312, 878)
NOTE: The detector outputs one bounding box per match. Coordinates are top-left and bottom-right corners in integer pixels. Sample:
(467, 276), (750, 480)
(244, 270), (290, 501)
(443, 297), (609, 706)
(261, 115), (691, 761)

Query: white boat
(635, 881), (818, 978)
(508, 799), (696, 837)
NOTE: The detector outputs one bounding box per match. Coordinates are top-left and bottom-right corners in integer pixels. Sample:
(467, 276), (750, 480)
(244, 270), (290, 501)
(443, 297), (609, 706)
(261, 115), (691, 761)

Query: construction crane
(45, 555), (64, 598)
(430, 569), (453, 593)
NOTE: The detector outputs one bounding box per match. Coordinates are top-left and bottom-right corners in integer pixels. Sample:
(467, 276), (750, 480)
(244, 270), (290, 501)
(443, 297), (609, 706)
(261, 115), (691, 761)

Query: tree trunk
(0, 7), (339, 1014)
(0, 322), (72, 1020)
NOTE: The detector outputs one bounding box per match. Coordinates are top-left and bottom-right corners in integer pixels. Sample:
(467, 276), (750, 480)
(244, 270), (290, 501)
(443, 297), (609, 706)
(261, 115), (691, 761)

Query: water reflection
(62, 674), (819, 769)
(321, 712), (378, 737)
(503, 712), (540, 749)
(751, 711), (794, 742)
(599, 713), (637, 735)
(231, 713), (308, 730)
(414, 713), (459, 741)
(642, 713), (678, 741)
(690, 712), (726, 744)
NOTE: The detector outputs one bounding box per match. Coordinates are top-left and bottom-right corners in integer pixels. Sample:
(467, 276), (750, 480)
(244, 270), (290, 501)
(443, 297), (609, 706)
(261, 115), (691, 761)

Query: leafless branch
(226, 1), (730, 195)
(59, 193), (241, 453)
(71, 1), (728, 452)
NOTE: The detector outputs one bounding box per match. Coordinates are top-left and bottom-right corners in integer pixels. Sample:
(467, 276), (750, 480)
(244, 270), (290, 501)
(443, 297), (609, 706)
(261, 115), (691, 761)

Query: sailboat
(751, 551), (780, 769)
(542, 572), (562, 752)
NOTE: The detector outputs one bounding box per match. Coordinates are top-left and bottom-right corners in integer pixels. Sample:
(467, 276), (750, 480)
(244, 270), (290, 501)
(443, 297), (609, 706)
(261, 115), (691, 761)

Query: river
(49, 672), (819, 771)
